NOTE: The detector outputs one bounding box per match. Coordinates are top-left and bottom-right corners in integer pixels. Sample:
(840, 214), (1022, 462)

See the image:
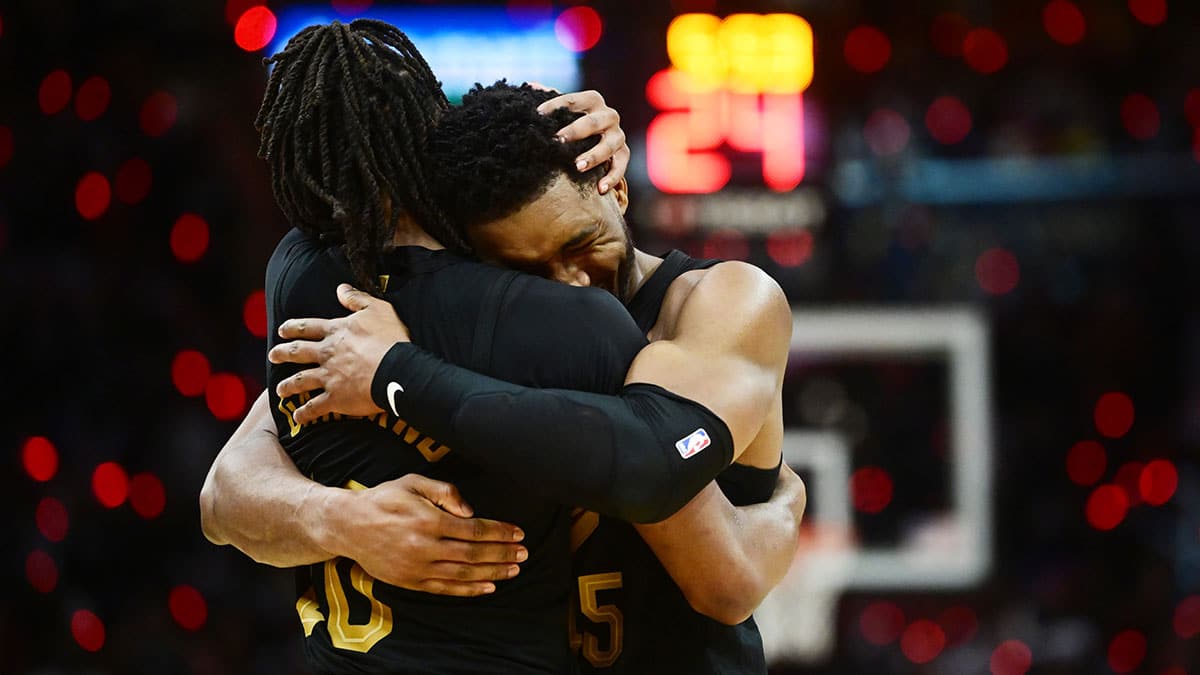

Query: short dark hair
(255, 19), (469, 293)
(428, 81), (604, 232)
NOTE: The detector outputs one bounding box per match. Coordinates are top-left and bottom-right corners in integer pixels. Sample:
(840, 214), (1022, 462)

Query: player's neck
(389, 215), (445, 251)
(628, 249), (664, 298)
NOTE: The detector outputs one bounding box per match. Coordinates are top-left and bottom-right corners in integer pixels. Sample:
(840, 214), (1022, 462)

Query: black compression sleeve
(370, 343), (734, 523)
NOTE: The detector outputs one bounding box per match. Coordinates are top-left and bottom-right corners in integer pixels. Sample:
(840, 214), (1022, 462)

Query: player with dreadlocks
(202, 20), (745, 675)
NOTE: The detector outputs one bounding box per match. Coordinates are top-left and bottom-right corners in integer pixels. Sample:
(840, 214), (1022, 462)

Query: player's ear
(609, 176), (629, 215)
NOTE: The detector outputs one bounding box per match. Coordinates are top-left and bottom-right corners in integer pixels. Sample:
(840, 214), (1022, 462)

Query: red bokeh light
(1174, 595), (1200, 638)
(172, 350), (211, 397)
(22, 436), (59, 482)
(851, 466), (894, 514)
(1185, 89), (1200, 128)
(864, 108), (911, 156)
(206, 373), (248, 421)
(1128, 0), (1167, 26)
(169, 585), (209, 631)
(1086, 484), (1129, 530)
(92, 462), (130, 508)
(332, 0), (373, 16)
(171, 213), (210, 263)
(1065, 440), (1106, 485)
(225, 0), (264, 25)
(36, 496), (69, 542)
(71, 610), (105, 652)
(74, 76), (111, 121)
(963, 28), (1008, 74)
(938, 606), (978, 647)
(235, 5), (277, 51)
(844, 25), (892, 74)
(1139, 459), (1177, 506)
(860, 601), (905, 646)
(38, 69), (72, 115)
(1043, 0), (1086, 45)
(1121, 93), (1160, 140)
(129, 472), (167, 519)
(243, 289), (268, 338)
(926, 95), (973, 145)
(1094, 391), (1134, 438)
(901, 620), (946, 664)
(701, 230), (749, 261)
(26, 549), (58, 594)
(930, 12), (969, 58)
(75, 172), (111, 221)
(1107, 629), (1147, 673)
(975, 247), (1019, 295)
(140, 91), (178, 137)
(990, 639), (1033, 675)
(0, 125), (11, 168)
(115, 157), (152, 205)
(766, 230), (814, 268)
(1114, 461), (1145, 507)
(555, 7), (603, 52)
(1160, 668), (1187, 675)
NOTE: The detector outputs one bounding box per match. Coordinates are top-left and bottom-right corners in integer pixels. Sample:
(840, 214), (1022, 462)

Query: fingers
(277, 317), (335, 341)
(436, 539), (529, 565)
(268, 338), (325, 365)
(292, 392), (332, 425)
(525, 81), (559, 93)
(426, 561), (521, 583)
(275, 366), (327, 398)
(600, 143), (630, 194)
(404, 474), (475, 518)
(572, 126), (626, 174)
(337, 283), (372, 312)
(556, 107), (618, 144)
(416, 579), (498, 598)
(439, 511), (525, 544)
(536, 89), (603, 116)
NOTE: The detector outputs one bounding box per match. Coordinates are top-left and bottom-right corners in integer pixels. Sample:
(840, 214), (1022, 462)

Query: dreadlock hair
(427, 81), (604, 234)
(254, 19), (470, 294)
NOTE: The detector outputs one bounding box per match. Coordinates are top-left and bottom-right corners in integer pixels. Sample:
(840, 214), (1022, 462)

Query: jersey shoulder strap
(626, 250), (722, 334)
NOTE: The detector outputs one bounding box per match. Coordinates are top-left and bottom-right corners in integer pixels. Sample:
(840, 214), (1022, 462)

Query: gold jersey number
(569, 572), (624, 668)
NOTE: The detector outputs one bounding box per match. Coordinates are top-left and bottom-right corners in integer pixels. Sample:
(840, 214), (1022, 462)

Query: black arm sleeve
(370, 343), (733, 523)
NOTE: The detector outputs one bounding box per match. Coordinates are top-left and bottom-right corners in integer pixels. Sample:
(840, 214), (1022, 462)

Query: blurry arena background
(4, 1), (1200, 673)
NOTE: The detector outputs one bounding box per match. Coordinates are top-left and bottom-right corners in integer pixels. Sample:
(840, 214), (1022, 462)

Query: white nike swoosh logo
(386, 382), (404, 417)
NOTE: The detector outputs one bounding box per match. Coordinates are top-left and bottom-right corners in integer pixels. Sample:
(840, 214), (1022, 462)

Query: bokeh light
(900, 620), (946, 664)
(930, 12), (969, 58)
(990, 639), (1033, 675)
(851, 466), (894, 513)
(938, 605), (978, 647)
(926, 95), (973, 145)
(766, 230), (814, 267)
(1114, 461), (1144, 507)
(224, 0), (264, 25)
(206, 373), (247, 421)
(864, 108), (911, 156)
(1043, 0), (1086, 45)
(38, 69), (72, 115)
(1106, 629), (1147, 673)
(235, 5), (277, 51)
(1066, 441), (1106, 485)
(172, 350), (211, 397)
(75, 171), (111, 221)
(35, 496), (68, 542)
(171, 213), (210, 263)
(332, 0), (374, 16)
(1174, 595), (1200, 638)
(860, 601), (905, 645)
(115, 157), (152, 205)
(963, 28), (1008, 74)
(92, 462), (130, 508)
(1094, 391), (1134, 438)
(1128, 0), (1167, 26)
(555, 7), (603, 52)
(506, 0), (554, 28)
(74, 76), (111, 121)
(71, 610), (105, 652)
(975, 247), (1019, 295)
(243, 289), (267, 338)
(22, 436), (59, 482)
(701, 230), (749, 261)
(0, 125), (12, 168)
(169, 585), (208, 631)
(140, 91), (178, 137)
(1138, 459), (1177, 506)
(844, 25), (891, 74)
(25, 549), (58, 594)
(1121, 93), (1160, 140)
(129, 473), (166, 519)
(1086, 484), (1129, 530)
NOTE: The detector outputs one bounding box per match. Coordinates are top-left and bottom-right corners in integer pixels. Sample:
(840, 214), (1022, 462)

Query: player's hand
(537, 89), (629, 195)
(269, 284), (410, 424)
(325, 474), (527, 597)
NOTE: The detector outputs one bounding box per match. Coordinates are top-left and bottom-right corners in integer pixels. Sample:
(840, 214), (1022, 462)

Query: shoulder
(667, 261), (791, 360)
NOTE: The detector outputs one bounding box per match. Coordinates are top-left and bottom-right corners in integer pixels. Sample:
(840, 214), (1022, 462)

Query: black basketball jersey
(571, 250), (781, 675)
(265, 229), (647, 674)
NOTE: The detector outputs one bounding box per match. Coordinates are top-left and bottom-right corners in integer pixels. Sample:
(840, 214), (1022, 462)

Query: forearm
(200, 391), (344, 567)
(373, 344), (733, 523)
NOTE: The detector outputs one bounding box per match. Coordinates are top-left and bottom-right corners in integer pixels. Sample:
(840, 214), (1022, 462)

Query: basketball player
(263, 82), (801, 673)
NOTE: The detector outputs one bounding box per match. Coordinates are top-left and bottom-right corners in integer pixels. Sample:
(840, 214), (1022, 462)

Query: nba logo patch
(675, 428), (711, 459)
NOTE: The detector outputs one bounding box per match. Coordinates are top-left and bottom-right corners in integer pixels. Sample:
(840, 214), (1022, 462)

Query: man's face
(468, 174), (637, 300)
